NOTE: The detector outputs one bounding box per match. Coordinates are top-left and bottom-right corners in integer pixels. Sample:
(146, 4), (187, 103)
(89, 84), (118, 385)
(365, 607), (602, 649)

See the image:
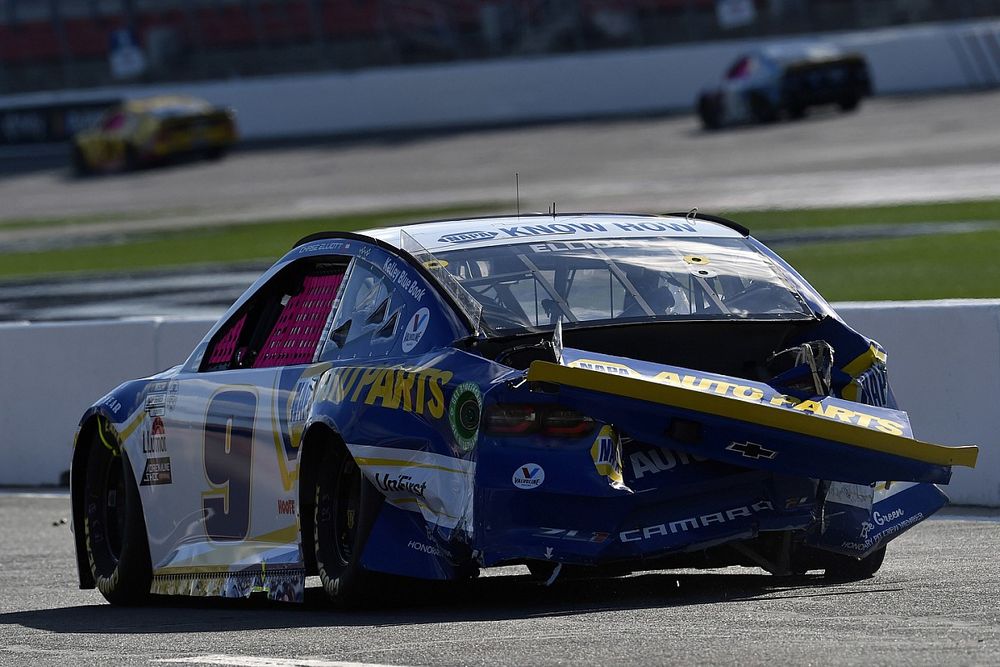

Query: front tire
(83, 422), (152, 605)
(697, 96), (723, 130)
(124, 145), (141, 171)
(314, 444), (384, 607)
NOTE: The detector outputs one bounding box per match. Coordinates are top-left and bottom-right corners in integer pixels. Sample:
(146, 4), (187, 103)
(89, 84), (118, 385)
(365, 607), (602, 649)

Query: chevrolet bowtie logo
(726, 441), (777, 460)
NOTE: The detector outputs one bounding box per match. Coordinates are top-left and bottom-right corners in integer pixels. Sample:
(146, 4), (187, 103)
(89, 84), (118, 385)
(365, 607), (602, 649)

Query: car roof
(124, 95), (213, 114)
(756, 42), (845, 64)
(361, 213), (747, 253)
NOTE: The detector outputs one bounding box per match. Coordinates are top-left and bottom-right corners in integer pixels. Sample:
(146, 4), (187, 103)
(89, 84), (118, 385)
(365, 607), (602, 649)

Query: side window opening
(254, 272), (345, 368)
(102, 111), (127, 131)
(319, 257), (402, 361)
(201, 258), (348, 372)
(374, 310), (401, 340)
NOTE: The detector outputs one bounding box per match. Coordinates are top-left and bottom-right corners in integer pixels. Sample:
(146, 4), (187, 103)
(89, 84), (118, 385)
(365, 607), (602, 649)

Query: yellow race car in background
(72, 95), (237, 174)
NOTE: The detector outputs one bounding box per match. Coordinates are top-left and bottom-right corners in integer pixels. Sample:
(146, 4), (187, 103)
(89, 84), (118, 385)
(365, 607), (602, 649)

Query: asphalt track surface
(2, 90), (1000, 322)
(2, 90), (1000, 248)
(1, 493), (998, 666)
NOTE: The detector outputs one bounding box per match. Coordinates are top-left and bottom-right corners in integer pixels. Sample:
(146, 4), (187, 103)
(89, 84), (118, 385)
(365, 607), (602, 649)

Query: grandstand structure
(0, 1), (998, 94)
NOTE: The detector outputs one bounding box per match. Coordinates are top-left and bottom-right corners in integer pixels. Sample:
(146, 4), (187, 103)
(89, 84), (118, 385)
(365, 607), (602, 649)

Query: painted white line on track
(156, 656), (408, 667)
(0, 490), (69, 498)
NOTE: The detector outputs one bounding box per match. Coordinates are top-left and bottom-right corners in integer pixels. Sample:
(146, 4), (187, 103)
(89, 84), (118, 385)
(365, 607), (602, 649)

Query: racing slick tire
(82, 422), (153, 605)
(697, 96), (723, 131)
(124, 145), (141, 171)
(823, 546), (886, 581)
(203, 146), (228, 161)
(838, 94), (861, 113)
(72, 146), (92, 176)
(749, 93), (778, 124)
(314, 443), (386, 607)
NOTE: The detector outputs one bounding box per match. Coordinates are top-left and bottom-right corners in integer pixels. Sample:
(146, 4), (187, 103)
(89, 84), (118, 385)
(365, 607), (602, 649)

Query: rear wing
(526, 357), (977, 485)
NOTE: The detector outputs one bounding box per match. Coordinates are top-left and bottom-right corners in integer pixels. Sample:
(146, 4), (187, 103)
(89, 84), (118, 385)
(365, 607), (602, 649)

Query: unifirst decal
(315, 366), (453, 419)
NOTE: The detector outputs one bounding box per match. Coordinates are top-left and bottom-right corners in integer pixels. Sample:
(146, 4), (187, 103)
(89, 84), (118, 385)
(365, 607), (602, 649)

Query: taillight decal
(484, 404), (596, 438)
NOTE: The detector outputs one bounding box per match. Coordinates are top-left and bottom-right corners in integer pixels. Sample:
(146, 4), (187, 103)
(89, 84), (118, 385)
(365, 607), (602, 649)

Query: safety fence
(2, 17), (997, 145)
(1, 0), (999, 95)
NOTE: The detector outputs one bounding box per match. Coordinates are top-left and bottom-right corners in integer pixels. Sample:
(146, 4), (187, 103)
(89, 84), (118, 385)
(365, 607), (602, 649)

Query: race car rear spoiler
(525, 355), (978, 486)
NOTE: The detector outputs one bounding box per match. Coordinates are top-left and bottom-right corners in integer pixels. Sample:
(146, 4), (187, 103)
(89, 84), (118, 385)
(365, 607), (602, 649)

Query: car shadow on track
(0, 571), (902, 635)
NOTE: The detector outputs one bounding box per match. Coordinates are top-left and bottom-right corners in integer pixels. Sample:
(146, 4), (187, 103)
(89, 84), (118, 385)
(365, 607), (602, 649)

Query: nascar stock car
(697, 45), (872, 129)
(71, 212), (978, 606)
(72, 95), (237, 174)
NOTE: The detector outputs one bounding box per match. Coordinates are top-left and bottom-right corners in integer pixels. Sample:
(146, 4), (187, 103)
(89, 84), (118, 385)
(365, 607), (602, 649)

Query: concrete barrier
(836, 300), (1000, 507)
(0, 317), (213, 487)
(1, 301), (997, 506)
(0, 20), (997, 142)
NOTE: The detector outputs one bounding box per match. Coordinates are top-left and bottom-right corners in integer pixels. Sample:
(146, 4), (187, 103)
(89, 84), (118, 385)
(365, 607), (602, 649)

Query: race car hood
(525, 348), (978, 486)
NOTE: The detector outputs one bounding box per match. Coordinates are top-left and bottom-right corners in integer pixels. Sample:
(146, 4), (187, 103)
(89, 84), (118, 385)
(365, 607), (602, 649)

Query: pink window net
(253, 272), (344, 368)
(206, 313), (247, 366)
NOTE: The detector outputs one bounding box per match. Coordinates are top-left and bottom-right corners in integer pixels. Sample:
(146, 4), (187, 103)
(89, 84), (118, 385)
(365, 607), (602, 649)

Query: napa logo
(401, 307), (430, 353)
(512, 463), (545, 490)
(438, 230), (498, 244)
(590, 426), (625, 488)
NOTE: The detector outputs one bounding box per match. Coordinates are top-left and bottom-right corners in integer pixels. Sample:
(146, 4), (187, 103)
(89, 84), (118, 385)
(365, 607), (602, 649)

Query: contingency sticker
(401, 307), (430, 353)
(590, 425), (626, 489)
(448, 381), (482, 452)
(512, 463), (545, 490)
(347, 443), (476, 533)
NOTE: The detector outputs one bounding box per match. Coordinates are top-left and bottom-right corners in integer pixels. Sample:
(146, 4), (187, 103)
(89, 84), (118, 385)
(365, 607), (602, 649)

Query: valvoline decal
(401, 308), (430, 353)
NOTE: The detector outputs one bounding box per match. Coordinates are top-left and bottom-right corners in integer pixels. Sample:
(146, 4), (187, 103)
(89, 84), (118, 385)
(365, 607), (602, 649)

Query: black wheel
(697, 96), (722, 130)
(838, 94), (861, 112)
(72, 146), (92, 176)
(124, 145), (140, 171)
(314, 444), (384, 607)
(786, 102), (807, 120)
(824, 546), (886, 581)
(83, 422), (152, 605)
(203, 146), (227, 161)
(749, 93), (778, 124)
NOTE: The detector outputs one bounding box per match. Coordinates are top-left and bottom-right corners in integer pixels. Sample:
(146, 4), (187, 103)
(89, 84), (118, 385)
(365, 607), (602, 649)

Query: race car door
(139, 255), (349, 594)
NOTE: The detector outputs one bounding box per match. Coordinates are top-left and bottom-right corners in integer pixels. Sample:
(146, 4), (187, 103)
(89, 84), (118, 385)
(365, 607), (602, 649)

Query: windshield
(435, 237), (813, 332)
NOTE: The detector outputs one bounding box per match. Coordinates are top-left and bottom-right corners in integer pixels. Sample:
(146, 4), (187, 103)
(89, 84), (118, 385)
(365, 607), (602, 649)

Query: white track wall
(0, 300), (997, 506)
(0, 20), (998, 141)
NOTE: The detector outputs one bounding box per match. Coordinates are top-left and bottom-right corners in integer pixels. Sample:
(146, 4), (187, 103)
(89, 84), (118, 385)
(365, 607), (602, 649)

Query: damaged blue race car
(71, 212), (978, 606)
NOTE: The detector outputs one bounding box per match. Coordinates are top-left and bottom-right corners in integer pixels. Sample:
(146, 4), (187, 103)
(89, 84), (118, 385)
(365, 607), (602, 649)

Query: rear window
(436, 237), (813, 332)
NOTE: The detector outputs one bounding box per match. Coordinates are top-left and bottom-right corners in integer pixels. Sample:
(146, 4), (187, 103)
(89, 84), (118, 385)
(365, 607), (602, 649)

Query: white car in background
(697, 44), (872, 129)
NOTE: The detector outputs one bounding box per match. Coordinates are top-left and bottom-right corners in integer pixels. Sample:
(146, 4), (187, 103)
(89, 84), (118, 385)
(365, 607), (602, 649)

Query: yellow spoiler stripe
(527, 361), (978, 469)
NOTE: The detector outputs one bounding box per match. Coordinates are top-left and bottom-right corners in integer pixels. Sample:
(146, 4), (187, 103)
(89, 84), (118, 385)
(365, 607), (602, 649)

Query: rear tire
(838, 94), (861, 112)
(749, 93), (778, 124)
(203, 146), (227, 161)
(314, 443), (385, 607)
(83, 422), (152, 605)
(824, 546), (886, 581)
